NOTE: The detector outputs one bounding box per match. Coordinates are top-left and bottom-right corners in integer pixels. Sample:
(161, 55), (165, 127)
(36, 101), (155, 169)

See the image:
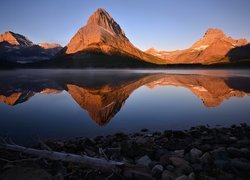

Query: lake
(0, 69), (250, 144)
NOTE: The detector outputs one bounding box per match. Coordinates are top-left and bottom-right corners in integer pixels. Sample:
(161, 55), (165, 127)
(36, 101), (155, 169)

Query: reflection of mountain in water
(0, 71), (249, 126)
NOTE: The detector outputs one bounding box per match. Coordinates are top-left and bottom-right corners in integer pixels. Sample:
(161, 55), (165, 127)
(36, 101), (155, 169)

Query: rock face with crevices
(0, 31), (33, 47)
(0, 31), (62, 63)
(64, 8), (165, 64)
(146, 28), (249, 64)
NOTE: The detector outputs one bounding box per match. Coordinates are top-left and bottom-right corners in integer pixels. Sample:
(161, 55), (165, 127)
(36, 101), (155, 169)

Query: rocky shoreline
(0, 124), (250, 180)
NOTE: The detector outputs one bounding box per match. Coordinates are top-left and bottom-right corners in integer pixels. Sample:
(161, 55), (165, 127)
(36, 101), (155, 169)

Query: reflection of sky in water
(0, 69), (250, 144)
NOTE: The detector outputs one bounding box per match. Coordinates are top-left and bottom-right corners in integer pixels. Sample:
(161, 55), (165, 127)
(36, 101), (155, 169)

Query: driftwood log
(0, 143), (153, 179)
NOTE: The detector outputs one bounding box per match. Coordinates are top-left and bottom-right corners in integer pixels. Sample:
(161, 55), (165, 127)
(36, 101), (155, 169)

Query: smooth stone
(149, 161), (158, 169)
(189, 148), (202, 163)
(175, 175), (189, 180)
(135, 136), (147, 145)
(240, 148), (250, 158)
(173, 150), (185, 158)
(227, 147), (241, 157)
(231, 159), (250, 170)
(136, 155), (152, 167)
(160, 154), (171, 166)
(200, 152), (213, 164)
(214, 160), (230, 170)
(54, 173), (64, 180)
(166, 165), (175, 172)
(174, 164), (193, 176)
(192, 163), (203, 171)
(162, 170), (176, 180)
(203, 176), (217, 180)
(211, 147), (229, 161)
(188, 172), (196, 180)
(152, 164), (164, 174)
(229, 137), (238, 141)
(169, 157), (189, 167)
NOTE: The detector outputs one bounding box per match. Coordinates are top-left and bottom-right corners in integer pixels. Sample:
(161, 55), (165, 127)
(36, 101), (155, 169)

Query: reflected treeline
(0, 70), (249, 126)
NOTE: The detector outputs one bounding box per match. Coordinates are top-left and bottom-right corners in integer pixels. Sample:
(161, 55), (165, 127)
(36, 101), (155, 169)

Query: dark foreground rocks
(0, 124), (250, 180)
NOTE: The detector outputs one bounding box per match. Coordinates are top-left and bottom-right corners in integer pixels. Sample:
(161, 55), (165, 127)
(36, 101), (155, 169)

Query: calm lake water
(0, 69), (250, 144)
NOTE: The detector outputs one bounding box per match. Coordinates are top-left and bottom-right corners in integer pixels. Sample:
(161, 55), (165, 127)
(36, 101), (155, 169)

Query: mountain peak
(205, 28), (225, 36)
(146, 48), (159, 54)
(191, 28), (228, 49)
(202, 28), (227, 40)
(0, 31), (33, 46)
(87, 8), (125, 37)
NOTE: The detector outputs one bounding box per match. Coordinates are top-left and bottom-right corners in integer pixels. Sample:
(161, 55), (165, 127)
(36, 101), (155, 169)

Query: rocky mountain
(1, 9), (249, 66)
(62, 8), (165, 65)
(0, 31), (33, 47)
(146, 28), (249, 64)
(0, 31), (62, 63)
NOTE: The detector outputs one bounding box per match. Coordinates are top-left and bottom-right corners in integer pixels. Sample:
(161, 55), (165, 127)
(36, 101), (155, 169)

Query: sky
(1, 0), (250, 51)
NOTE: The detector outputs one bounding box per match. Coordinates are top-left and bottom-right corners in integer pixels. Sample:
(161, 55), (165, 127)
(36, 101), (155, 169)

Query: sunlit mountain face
(0, 70), (249, 126)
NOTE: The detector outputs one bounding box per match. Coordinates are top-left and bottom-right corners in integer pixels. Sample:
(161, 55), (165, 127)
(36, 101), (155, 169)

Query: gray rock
(155, 149), (169, 160)
(227, 147), (240, 157)
(135, 136), (147, 145)
(175, 175), (189, 180)
(173, 150), (185, 158)
(231, 159), (250, 170)
(169, 157), (189, 167)
(200, 152), (213, 164)
(174, 164), (193, 176)
(166, 165), (175, 172)
(162, 170), (176, 180)
(149, 161), (158, 169)
(214, 160), (230, 170)
(211, 147), (229, 161)
(188, 172), (196, 180)
(160, 154), (171, 166)
(203, 176), (216, 180)
(54, 173), (64, 180)
(152, 164), (164, 175)
(189, 148), (202, 163)
(192, 163), (203, 171)
(229, 136), (238, 141)
(136, 155), (152, 167)
(240, 148), (250, 158)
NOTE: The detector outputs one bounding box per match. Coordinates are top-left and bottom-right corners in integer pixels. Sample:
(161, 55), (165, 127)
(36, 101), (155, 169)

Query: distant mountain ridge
(0, 31), (62, 63)
(146, 28), (249, 64)
(0, 8), (250, 66)
(0, 31), (33, 47)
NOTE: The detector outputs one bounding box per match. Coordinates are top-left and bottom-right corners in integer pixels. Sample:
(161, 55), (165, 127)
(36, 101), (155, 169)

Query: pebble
(189, 148), (202, 163)
(162, 170), (176, 180)
(1, 125), (250, 179)
(175, 175), (189, 180)
(200, 152), (213, 164)
(152, 164), (163, 174)
(136, 155), (152, 167)
(169, 157), (189, 167)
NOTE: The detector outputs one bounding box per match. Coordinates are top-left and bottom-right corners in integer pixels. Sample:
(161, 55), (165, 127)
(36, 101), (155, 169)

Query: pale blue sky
(1, 0), (249, 51)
